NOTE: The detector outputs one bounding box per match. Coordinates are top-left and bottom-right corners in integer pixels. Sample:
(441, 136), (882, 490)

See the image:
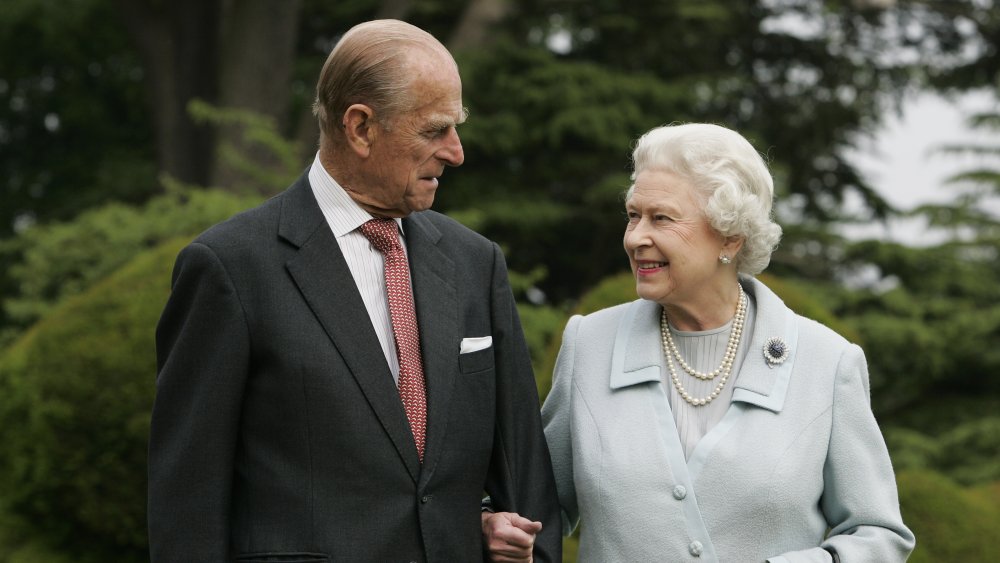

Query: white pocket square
(460, 336), (493, 354)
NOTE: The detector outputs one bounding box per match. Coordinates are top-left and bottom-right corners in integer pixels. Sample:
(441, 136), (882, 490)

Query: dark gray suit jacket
(149, 173), (561, 562)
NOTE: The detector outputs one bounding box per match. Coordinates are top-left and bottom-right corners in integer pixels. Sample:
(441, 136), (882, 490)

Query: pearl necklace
(660, 284), (747, 407)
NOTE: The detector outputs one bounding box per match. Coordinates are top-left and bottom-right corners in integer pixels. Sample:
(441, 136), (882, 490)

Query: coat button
(689, 540), (703, 556)
(672, 485), (687, 500)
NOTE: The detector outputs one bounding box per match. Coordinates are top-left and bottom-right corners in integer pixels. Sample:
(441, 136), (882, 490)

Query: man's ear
(342, 104), (376, 157)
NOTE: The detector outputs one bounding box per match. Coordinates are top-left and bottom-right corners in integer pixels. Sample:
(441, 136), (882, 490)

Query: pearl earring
(719, 254), (732, 264)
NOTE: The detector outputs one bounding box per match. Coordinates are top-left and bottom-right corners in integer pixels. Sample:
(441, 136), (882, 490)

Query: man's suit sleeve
(149, 242), (250, 562)
(483, 242), (562, 563)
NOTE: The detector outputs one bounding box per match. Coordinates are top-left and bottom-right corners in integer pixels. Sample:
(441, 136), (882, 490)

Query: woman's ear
(342, 104), (376, 157)
(723, 234), (745, 258)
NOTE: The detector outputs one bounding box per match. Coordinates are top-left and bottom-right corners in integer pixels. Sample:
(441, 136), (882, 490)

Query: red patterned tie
(359, 218), (427, 462)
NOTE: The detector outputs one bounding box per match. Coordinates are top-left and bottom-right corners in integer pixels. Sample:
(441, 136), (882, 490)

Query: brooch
(763, 337), (790, 367)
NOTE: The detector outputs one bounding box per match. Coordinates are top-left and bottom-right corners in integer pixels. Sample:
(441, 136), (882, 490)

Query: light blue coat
(543, 276), (915, 562)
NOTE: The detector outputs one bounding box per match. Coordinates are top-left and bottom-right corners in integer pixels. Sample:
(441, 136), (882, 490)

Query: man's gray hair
(313, 19), (454, 138)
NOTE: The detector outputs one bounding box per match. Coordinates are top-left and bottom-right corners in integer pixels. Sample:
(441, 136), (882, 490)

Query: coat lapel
(608, 299), (721, 561)
(609, 299), (663, 390)
(730, 276), (798, 413)
(280, 176), (421, 483)
(403, 213), (458, 480)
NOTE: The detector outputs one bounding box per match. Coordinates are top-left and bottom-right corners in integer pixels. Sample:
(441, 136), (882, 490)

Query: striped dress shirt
(308, 153), (407, 384)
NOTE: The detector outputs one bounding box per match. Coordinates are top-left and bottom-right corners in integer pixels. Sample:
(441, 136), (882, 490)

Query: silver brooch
(763, 337), (790, 367)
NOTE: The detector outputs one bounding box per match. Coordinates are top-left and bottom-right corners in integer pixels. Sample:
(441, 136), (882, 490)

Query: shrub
(0, 238), (188, 560)
(886, 416), (1000, 486)
(898, 470), (1000, 562)
(0, 185), (258, 346)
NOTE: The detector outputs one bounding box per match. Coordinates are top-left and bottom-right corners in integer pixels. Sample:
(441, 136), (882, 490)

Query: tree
(113, 0), (303, 192)
(0, 0), (155, 237)
(432, 0), (997, 300)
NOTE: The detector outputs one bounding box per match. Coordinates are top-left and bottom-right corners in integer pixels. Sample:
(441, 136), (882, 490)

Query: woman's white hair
(627, 123), (782, 275)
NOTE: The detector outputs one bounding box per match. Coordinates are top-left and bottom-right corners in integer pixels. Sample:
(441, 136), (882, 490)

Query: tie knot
(359, 218), (402, 254)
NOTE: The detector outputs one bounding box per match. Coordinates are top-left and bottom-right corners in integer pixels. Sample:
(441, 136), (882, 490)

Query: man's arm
(149, 242), (250, 562)
(482, 242), (562, 563)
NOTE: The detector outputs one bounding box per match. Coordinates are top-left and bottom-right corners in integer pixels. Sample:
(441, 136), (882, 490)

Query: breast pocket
(459, 346), (494, 375)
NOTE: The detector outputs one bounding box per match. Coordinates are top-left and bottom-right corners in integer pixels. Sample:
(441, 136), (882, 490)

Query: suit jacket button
(672, 485), (687, 500)
(689, 540), (703, 556)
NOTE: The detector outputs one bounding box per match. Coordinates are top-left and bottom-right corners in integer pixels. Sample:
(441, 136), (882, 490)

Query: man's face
(353, 58), (466, 217)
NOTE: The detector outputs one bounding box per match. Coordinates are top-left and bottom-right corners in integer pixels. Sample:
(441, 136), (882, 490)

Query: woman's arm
(772, 344), (915, 562)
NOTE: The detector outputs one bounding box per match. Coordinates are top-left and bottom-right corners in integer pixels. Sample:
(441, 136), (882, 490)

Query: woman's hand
(481, 511), (543, 563)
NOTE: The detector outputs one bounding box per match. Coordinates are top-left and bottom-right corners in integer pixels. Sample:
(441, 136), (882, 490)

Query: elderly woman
(483, 123), (914, 562)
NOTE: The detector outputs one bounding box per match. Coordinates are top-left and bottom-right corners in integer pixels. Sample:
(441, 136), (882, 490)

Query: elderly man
(149, 19), (560, 563)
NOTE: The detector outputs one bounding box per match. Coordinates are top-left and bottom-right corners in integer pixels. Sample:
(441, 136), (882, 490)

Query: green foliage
(445, 41), (679, 301)
(0, 184), (259, 347)
(517, 302), (570, 400)
(0, 238), (188, 560)
(535, 271), (634, 400)
(825, 238), (1000, 416)
(897, 470), (1000, 562)
(887, 415), (1000, 486)
(757, 273), (861, 343)
(0, 0), (154, 237)
(187, 99), (305, 194)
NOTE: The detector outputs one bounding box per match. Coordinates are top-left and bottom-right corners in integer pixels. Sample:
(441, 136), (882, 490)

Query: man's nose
(439, 128), (464, 167)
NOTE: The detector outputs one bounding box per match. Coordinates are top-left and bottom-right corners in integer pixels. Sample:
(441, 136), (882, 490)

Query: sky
(842, 89), (998, 244)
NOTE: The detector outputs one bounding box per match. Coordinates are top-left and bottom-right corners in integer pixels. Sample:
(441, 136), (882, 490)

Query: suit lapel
(280, 176), (421, 482)
(403, 213), (458, 479)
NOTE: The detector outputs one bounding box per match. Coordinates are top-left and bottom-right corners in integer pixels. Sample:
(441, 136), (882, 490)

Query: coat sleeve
(148, 242), (250, 562)
(772, 344), (915, 562)
(540, 314), (582, 536)
(482, 242), (562, 563)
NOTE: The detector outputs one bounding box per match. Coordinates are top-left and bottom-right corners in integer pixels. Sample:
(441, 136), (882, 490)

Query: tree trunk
(448, 0), (511, 52)
(113, 0), (221, 187)
(211, 0), (303, 193)
(376, 0), (413, 21)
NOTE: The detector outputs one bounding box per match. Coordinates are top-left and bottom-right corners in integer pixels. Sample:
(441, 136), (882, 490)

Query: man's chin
(405, 195), (437, 214)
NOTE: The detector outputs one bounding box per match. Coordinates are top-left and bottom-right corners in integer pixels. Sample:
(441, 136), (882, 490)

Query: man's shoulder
(413, 209), (484, 236)
(193, 194), (283, 248)
(194, 175), (312, 250)
(410, 209), (493, 248)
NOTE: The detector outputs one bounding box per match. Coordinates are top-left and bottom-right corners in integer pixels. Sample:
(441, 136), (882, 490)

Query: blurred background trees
(0, 0), (997, 560)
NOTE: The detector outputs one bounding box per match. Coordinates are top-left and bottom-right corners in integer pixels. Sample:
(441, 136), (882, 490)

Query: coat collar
(609, 276), (798, 413)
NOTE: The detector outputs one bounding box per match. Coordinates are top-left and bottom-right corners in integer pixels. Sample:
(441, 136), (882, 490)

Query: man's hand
(481, 511), (543, 563)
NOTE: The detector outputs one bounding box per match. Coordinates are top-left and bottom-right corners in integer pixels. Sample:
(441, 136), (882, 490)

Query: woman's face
(623, 169), (728, 308)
